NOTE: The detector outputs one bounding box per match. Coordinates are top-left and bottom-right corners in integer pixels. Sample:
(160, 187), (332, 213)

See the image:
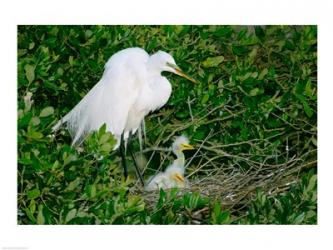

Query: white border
(1, 0), (332, 249)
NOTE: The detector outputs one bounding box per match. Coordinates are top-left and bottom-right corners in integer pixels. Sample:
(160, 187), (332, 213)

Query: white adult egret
(145, 135), (193, 191)
(52, 47), (196, 185)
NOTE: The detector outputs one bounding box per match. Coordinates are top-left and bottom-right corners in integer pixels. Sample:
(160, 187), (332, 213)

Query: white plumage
(52, 47), (196, 149)
(145, 135), (193, 191)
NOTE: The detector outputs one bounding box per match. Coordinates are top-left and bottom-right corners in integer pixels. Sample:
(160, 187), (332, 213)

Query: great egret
(145, 135), (193, 191)
(52, 47), (196, 185)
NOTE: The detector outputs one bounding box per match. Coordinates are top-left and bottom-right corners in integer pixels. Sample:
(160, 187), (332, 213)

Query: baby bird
(145, 135), (194, 191)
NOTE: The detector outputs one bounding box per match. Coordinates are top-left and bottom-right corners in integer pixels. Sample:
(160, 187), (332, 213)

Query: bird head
(172, 135), (194, 155)
(165, 165), (186, 187)
(150, 51), (197, 83)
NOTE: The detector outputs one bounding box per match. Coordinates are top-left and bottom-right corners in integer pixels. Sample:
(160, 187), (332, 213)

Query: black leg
(120, 133), (128, 178)
(128, 139), (145, 186)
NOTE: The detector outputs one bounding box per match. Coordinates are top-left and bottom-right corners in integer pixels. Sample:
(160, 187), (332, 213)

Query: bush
(18, 25), (317, 224)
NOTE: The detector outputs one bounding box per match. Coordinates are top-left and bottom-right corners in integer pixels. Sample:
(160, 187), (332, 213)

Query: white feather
(52, 48), (178, 149)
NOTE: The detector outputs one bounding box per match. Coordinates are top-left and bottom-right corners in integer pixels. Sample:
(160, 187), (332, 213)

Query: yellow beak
(174, 68), (197, 84)
(167, 62), (197, 83)
(172, 173), (185, 183)
(180, 143), (194, 151)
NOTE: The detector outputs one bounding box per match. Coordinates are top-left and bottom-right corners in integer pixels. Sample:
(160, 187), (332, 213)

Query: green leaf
(85, 30), (93, 39)
(213, 202), (221, 217)
(184, 192), (200, 210)
(19, 158), (33, 165)
(27, 188), (40, 199)
(28, 130), (44, 139)
(65, 209), (77, 223)
(100, 143), (112, 153)
(99, 133), (110, 145)
(251, 72), (258, 79)
(44, 81), (60, 91)
(175, 111), (189, 119)
(213, 26), (233, 38)
(295, 94), (314, 118)
(201, 93), (210, 104)
(37, 205), (45, 224)
(88, 184), (97, 198)
(306, 210), (317, 220)
(202, 56), (224, 68)
(157, 189), (167, 208)
(57, 67), (64, 76)
(249, 88), (260, 96)
(302, 100), (314, 118)
(305, 80), (314, 97)
(66, 178), (81, 191)
(258, 68), (268, 80)
(29, 200), (36, 214)
(307, 175), (317, 192)
(19, 111), (33, 128)
(211, 202), (230, 224)
(98, 123), (107, 136)
(63, 154), (77, 166)
(248, 48), (257, 62)
(69, 55), (74, 66)
(30, 116), (40, 126)
(28, 42), (35, 50)
(24, 64), (35, 84)
(39, 106), (54, 117)
(24, 208), (36, 223)
(218, 211), (230, 224)
(293, 212), (305, 224)
(311, 136), (317, 146)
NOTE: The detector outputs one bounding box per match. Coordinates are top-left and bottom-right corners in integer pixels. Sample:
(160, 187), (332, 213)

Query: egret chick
(145, 135), (194, 191)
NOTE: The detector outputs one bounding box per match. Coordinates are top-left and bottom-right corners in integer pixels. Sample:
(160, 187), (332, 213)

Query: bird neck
(173, 151), (185, 168)
(147, 59), (163, 76)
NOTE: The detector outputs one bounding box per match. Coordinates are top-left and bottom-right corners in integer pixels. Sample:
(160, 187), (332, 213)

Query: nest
(130, 131), (317, 213)
(128, 102), (317, 215)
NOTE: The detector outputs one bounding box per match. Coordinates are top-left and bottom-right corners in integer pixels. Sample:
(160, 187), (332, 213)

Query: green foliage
(18, 25), (317, 224)
(238, 171), (317, 224)
(85, 124), (117, 158)
(211, 202), (231, 224)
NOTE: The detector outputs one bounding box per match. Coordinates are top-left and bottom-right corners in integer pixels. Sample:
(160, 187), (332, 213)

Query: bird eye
(166, 62), (176, 68)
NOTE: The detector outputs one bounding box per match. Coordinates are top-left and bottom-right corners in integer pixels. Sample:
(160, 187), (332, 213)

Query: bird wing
(53, 48), (149, 147)
(136, 76), (172, 113)
(52, 80), (105, 145)
(145, 172), (167, 191)
(100, 64), (143, 137)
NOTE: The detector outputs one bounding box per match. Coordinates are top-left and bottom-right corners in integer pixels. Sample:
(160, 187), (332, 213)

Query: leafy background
(17, 25), (317, 224)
